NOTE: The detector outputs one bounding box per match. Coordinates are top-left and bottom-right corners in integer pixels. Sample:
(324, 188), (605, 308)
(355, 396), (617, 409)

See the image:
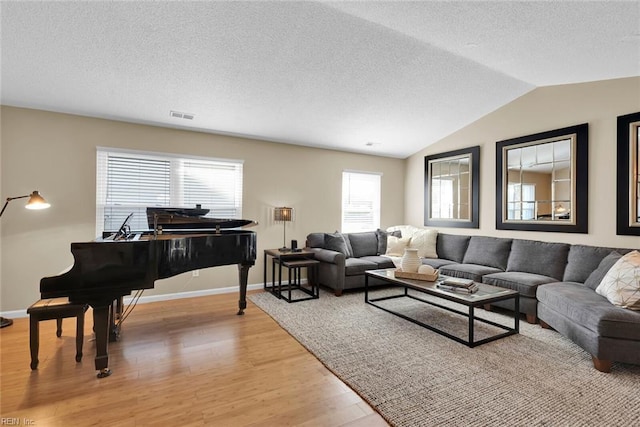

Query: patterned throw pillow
(385, 236), (411, 257)
(595, 250), (640, 310)
(408, 229), (438, 258)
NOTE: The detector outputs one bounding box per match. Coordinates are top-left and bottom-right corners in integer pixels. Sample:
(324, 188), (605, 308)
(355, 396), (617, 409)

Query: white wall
(0, 107), (405, 311)
(405, 76), (640, 249)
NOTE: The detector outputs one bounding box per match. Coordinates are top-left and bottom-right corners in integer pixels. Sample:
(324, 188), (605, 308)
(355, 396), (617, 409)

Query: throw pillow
(408, 229), (438, 258)
(385, 236), (411, 257)
(375, 229), (388, 255)
(595, 250), (640, 310)
(324, 233), (352, 258)
(584, 251), (622, 290)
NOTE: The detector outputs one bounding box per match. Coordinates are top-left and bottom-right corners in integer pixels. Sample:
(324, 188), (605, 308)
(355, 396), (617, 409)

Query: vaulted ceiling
(1, 1), (638, 158)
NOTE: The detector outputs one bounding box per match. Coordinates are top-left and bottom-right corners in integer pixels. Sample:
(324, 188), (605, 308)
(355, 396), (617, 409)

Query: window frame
(96, 147), (244, 233)
(341, 170), (382, 233)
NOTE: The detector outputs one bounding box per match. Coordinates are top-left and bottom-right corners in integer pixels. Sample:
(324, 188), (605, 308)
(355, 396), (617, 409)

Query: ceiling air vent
(170, 110), (195, 120)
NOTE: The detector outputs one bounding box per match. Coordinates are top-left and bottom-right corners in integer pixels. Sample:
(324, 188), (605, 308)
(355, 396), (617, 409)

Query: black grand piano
(40, 207), (257, 378)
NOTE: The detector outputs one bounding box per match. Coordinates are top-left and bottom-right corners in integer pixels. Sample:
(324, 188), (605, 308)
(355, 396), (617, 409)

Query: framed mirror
(424, 146), (479, 228)
(496, 124), (588, 233)
(617, 112), (640, 236)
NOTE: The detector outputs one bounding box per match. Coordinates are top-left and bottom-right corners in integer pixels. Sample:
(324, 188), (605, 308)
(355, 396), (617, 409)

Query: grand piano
(40, 207), (257, 378)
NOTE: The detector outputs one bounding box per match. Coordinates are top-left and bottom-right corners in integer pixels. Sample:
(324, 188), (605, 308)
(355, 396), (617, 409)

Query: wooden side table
(263, 248), (319, 302)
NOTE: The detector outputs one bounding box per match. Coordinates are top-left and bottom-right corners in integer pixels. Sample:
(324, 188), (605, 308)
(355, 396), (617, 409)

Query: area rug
(249, 289), (640, 427)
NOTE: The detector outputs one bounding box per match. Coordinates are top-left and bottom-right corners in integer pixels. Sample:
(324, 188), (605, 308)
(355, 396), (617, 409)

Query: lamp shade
(25, 191), (50, 210)
(274, 206), (293, 222)
(1, 190), (50, 218)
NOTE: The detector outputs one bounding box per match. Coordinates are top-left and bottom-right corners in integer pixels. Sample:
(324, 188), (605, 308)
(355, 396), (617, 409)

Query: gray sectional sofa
(306, 229), (639, 372)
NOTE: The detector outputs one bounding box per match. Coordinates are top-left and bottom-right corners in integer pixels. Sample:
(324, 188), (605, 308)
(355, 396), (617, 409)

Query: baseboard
(1, 283), (265, 319)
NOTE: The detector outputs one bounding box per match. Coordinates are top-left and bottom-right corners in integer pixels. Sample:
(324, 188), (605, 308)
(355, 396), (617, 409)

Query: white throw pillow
(595, 250), (640, 310)
(408, 229), (438, 258)
(385, 236), (411, 257)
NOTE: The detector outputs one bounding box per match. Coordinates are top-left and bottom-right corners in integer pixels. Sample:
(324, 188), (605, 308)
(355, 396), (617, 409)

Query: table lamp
(274, 206), (293, 251)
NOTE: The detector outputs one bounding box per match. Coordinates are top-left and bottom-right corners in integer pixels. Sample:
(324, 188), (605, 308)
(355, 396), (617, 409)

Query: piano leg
(92, 304), (112, 378)
(237, 263), (250, 315)
(108, 297), (123, 342)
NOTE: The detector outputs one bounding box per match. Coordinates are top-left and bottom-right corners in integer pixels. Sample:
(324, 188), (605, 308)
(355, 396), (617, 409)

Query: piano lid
(146, 207), (257, 230)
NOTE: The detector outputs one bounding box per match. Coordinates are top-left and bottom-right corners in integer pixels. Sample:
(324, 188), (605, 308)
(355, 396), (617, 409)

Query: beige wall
(0, 107), (405, 311)
(406, 76), (640, 249)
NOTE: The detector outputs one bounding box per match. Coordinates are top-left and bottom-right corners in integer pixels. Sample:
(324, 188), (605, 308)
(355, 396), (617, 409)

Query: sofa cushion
(596, 251), (640, 310)
(408, 228), (438, 258)
(537, 282), (640, 340)
(360, 255), (396, 269)
(344, 258), (378, 276)
(324, 233), (353, 258)
(584, 251), (623, 290)
(439, 264), (502, 282)
(348, 232), (379, 258)
(422, 259), (458, 269)
(462, 236), (512, 270)
(484, 271), (558, 298)
(563, 245), (620, 283)
(386, 236), (411, 256)
(506, 239), (569, 280)
(436, 234), (470, 263)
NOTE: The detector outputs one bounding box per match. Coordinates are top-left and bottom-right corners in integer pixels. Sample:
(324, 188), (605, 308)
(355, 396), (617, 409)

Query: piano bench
(27, 298), (89, 370)
(276, 259), (320, 303)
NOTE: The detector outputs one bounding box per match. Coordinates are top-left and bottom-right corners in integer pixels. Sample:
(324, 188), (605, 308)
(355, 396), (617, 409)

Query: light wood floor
(0, 291), (389, 426)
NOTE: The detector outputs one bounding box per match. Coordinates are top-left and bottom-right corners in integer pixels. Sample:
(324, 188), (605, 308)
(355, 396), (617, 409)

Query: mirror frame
(496, 123), (588, 233)
(424, 146), (480, 228)
(616, 111), (640, 236)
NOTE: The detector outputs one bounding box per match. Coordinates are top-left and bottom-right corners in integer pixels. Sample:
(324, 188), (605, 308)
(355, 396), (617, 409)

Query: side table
(263, 248), (319, 302)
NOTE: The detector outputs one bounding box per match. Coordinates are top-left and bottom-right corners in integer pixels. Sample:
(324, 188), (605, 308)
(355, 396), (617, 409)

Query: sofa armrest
(308, 247), (345, 266)
(308, 247), (346, 294)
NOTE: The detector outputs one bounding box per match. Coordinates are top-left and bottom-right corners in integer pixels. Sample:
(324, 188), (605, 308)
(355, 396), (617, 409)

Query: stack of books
(436, 277), (479, 294)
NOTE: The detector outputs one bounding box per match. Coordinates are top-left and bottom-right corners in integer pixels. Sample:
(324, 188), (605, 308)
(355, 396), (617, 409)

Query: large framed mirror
(424, 146), (479, 228)
(496, 124), (588, 233)
(617, 112), (640, 236)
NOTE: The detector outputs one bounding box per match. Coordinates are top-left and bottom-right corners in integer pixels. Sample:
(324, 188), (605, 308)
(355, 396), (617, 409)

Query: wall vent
(170, 110), (195, 120)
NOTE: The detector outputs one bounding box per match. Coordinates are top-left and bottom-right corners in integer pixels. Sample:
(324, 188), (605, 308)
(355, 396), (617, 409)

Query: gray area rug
(250, 288), (640, 427)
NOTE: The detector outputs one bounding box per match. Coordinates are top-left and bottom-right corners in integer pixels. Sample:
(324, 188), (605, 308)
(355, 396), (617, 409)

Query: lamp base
(279, 246), (291, 252)
(0, 316), (13, 328)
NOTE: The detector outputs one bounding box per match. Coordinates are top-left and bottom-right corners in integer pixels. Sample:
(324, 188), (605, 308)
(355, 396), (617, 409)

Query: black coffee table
(365, 269), (519, 347)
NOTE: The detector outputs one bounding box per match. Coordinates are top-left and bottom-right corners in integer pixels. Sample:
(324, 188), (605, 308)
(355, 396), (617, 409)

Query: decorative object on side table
(274, 206), (294, 251)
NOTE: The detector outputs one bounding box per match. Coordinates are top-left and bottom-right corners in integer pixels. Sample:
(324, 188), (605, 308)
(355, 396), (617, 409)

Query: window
(96, 147), (243, 232)
(431, 177), (454, 219)
(341, 171), (381, 233)
(507, 183), (535, 220)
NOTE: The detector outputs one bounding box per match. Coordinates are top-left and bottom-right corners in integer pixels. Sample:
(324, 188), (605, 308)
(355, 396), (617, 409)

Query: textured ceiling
(1, 1), (638, 159)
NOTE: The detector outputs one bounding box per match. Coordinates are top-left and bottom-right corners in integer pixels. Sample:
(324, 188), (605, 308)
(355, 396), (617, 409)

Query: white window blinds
(341, 171), (381, 233)
(96, 148), (243, 233)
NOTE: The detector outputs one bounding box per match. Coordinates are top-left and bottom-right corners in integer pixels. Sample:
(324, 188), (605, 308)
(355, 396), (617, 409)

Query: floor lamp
(274, 207), (293, 251)
(0, 191), (51, 328)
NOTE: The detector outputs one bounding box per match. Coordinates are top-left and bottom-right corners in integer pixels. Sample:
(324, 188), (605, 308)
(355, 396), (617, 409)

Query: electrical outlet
(192, 270), (199, 277)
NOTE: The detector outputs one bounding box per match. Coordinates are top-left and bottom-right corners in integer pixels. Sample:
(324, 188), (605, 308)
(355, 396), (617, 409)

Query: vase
(401, 248), (421, 273)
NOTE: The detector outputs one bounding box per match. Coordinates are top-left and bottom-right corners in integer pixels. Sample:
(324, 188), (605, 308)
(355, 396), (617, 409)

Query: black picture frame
(424, 146), (480, 229)
(616, 111), (640, 236)
(496, 123), (589, 233)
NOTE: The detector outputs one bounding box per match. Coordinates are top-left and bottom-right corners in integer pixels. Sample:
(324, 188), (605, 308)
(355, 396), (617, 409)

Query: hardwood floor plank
(1, 291), (389, 426)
